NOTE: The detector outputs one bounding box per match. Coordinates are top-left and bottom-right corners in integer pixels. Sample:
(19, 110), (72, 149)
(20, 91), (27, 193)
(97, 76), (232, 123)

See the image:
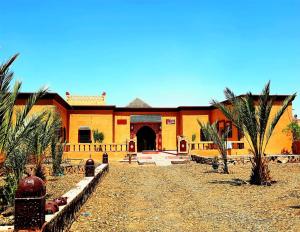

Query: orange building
(15, 92), (294, 160)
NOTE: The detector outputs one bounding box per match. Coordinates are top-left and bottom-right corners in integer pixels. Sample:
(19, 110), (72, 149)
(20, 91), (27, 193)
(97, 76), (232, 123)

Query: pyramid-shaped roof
(127, 98), (151, 108)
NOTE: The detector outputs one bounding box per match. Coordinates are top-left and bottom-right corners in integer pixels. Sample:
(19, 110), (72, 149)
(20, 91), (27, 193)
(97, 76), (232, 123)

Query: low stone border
(42, 164), (108, 232)
(0, 164), (108, 232)
(191, 154), (300, 165)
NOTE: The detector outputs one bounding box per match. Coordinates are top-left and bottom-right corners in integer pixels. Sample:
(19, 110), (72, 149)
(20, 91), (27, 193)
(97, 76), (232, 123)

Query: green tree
(283, 121), (300, 141)
(198, 121), (230, 174)
(50, 113), (65, 176)
(0, 54), (47, 159)
(0, 54), (47, 205)
(212, 81), (296, 185)
(28, 111), (63, 180)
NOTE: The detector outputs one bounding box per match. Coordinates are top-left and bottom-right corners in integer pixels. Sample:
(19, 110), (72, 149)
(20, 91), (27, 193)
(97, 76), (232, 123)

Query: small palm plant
(28, 111), (63, 180)
(212, 81), (296, 185)
(50, 113), (65, 176)
(198, 121), (230, 174)
(191, 134), (196, 150)
(93, 130), (104, 143)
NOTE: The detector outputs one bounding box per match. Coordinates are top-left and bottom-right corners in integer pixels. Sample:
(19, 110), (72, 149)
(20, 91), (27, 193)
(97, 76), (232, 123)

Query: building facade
(15, 92), (294, 159)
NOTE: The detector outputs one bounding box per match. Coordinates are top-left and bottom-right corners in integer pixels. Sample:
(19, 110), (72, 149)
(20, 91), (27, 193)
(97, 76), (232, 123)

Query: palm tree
(198, 121), (230, 174)
(0, 54), (47, 205)
(0, 54), (47, 160)
(28, 111), (63, 179)
(212, 81), (296, 185)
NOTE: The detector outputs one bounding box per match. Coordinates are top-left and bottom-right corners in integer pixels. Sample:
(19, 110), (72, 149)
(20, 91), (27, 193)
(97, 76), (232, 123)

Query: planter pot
(212, 163), (219, 170)
(292, 140), (300, 154)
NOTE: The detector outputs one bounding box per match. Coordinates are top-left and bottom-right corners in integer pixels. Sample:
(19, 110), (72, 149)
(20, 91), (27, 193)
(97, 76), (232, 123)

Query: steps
(137, 152), (189, 166)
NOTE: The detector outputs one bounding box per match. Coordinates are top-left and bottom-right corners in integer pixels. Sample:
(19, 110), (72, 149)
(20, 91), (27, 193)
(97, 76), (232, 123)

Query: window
(200, 129), (208, 141)
(238, 128), (244, 140)
(57, 127), (67, 141)
(225, 121), (232, 138)
(78, 127), (91, 143)
(217, 120), (225, 136)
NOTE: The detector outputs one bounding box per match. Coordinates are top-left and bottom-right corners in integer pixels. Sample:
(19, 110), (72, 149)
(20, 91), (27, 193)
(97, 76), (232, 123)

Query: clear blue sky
(0, 0), (299, 115)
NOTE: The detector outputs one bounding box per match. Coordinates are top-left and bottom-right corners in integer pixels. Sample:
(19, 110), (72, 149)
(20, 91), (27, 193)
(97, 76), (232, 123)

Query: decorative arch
(130, 123), (162, 151)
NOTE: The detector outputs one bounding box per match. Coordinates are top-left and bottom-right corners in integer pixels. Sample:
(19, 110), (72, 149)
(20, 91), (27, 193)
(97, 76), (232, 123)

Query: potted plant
(93, 130), (104, 152)
(93, 130), (104, 143)
(212, 156), (219, 171)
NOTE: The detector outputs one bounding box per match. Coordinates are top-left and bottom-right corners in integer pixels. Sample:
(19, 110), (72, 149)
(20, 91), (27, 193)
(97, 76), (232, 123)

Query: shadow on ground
(289, 205), (300, 209)
(209, 178), (248, 186)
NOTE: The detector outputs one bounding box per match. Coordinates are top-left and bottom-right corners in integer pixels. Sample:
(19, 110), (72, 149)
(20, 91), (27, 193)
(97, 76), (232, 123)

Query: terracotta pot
(45, 201), (59, 214)
(53, 197), (68, 206)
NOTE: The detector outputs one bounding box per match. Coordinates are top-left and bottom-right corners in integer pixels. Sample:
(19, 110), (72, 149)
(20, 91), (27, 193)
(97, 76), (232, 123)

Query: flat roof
(16, 92), (293, 112)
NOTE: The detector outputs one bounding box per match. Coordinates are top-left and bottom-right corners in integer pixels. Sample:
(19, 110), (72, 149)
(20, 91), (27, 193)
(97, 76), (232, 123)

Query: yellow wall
(161, 115), (177, 150)
(68, 111), (113, 144)
(53, 100), (69, 131)
(114, 114), (130, 143)
(263, 103), (293, 154)
(181, 111), (210, 142)
(66, 95), (106, 106)
(233, 103), (293, 155)
(13, 104), (57, 123)
(15, 99), (68, 133)
(191, 149), (248, 156)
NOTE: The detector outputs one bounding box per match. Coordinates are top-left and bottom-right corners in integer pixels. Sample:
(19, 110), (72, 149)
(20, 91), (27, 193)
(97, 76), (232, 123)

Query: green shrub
(93, 130), (104, 143)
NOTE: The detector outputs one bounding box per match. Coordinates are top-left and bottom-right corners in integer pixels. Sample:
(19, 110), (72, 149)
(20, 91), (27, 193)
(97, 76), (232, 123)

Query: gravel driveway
(69, 163), (300, 232)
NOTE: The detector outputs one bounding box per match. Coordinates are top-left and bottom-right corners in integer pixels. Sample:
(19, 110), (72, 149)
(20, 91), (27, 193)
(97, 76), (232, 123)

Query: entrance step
(136, 152), (189, 166)
(151, 153), (172, 166)
(162, 150), (178, 155)
(142, 150), (160, 154)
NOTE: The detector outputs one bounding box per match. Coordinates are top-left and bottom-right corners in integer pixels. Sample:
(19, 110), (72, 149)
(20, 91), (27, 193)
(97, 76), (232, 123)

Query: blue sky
(0, 0), (299, 115)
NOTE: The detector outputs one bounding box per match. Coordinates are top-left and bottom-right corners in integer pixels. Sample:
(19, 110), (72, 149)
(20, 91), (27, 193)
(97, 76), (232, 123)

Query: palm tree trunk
(222, 153), (229, 174)
(250, 154), (271, 185)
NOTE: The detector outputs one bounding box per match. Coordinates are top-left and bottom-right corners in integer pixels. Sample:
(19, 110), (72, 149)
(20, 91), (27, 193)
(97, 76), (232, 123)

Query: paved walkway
(137, 152), (188, 166)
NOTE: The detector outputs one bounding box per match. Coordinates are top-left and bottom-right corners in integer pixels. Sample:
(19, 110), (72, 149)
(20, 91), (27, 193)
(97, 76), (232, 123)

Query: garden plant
(212, 81), (296, 185)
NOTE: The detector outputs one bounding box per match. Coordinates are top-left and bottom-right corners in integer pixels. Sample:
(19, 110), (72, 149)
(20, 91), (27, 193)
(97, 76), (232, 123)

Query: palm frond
(14, 87), (48, 130)
(263, 93), (296, 153)
(0, 54), (19, 75)
(0, 81), (22, 152)
(212, 81), (296, 184)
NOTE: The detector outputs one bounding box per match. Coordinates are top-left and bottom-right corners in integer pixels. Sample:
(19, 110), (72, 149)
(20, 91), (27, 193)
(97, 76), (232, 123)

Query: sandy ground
(69, 162), (300, 232)
(46, 173), (82, 200)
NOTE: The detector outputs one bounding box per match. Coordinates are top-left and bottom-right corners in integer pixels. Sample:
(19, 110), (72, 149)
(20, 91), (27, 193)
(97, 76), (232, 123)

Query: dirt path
(69, 163), (300, 232)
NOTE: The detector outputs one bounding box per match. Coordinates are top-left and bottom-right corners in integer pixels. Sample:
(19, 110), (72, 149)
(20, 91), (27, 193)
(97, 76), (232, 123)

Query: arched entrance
(136, 126), (156, 152)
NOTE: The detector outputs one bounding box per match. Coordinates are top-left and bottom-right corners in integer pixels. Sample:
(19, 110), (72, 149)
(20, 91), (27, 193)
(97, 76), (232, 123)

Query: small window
(78, 127), (91, 143)
(200, 129), (208, 141)
(238, 128), (244, 140)
(217, 120), (225, 136)
(56, 127), (66, 141)
(225, 121), (232, 138)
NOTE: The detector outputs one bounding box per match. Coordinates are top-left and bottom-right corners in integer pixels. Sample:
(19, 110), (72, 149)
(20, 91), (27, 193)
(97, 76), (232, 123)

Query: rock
(277, 157), (289, 164)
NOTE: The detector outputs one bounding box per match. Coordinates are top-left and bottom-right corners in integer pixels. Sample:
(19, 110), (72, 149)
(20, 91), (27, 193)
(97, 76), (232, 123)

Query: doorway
(136, 126), (156, 152)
